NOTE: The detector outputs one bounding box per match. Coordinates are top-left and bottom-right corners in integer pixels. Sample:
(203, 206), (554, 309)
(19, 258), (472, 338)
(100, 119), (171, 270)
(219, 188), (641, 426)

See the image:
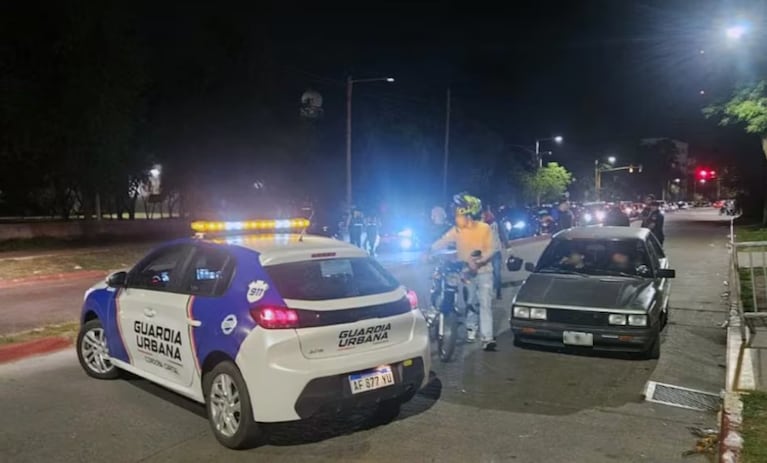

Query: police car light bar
(191, 218), (311, 234)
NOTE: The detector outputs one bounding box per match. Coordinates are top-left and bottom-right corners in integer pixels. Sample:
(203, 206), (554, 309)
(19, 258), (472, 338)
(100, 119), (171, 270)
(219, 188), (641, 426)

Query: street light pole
(345, 76), (394, 210)
(535, 139), (541, 169)
(442, 87), (451, 200)
(346, 76), (353, 210)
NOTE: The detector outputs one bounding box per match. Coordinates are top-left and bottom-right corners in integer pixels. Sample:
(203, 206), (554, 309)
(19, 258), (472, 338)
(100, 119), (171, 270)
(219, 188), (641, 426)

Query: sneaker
(482, 340), (497, 351)
(466, 329), (477, 343)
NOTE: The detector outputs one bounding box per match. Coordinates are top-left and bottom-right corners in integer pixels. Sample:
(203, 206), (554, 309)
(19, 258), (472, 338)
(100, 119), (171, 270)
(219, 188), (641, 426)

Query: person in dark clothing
(604, 206), (630, 226)
(556, 200), (574, 231)
(363, 213), (380, 255)
(348, 209), (364, 248)
(641, 201), (665, 245)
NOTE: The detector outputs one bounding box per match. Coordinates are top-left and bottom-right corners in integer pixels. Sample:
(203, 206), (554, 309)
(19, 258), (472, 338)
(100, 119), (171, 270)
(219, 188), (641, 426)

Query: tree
(704, 81), (767, 224)
(521, 162), (573, 205)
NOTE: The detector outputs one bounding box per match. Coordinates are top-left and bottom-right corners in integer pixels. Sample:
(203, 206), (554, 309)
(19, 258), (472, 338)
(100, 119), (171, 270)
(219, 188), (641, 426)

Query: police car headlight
(628, 315), (648, 326)
(609, 314), (627, 325)
(513, 306), (531, 319)
(530, 308), (547, 320)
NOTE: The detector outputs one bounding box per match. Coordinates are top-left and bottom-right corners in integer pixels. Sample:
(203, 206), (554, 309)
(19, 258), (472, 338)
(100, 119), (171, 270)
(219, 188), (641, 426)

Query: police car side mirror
(107, 271), (128, 288)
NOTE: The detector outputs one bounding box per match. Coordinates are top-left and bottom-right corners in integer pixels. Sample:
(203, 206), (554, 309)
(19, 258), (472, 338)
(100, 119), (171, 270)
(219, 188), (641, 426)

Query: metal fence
(731, 230), (767, 345)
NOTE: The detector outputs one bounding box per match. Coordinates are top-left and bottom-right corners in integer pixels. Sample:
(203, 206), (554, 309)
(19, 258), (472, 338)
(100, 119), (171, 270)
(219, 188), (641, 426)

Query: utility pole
(345, 76), (353, 210)
(442, 87), (451, 201)
(594, 159), (601, 201)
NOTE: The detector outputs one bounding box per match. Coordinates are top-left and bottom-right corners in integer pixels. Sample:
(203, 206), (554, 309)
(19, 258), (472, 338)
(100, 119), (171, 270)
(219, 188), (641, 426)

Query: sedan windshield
(536, 238), (652, 277)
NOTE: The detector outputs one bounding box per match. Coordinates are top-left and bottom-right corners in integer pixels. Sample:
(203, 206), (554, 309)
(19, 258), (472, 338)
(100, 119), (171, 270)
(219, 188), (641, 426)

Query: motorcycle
(422, 251), (483, 362)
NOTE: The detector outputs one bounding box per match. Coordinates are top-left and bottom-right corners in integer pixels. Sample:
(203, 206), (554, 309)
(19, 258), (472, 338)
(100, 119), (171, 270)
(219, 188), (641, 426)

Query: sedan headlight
(530, 308), (547, 320)
(608, 314), (627, 325)
(628, 315), (648, 326)
(513, 306), (531, 318)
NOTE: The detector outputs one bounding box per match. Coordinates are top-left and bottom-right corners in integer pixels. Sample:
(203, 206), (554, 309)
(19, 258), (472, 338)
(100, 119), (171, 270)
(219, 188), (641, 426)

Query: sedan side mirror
(656, 268), (676, 279)
(524, 262), (536, 272)
(506, 255), (524, 272)
(107, 271), (128, 288)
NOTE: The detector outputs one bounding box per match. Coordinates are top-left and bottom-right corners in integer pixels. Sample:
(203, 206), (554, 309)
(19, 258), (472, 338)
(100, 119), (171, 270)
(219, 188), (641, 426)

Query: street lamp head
(674, 178), (681, 183)
(385, 77), (395, 82)
(554, 136), (563, 143)
(607, 156), (616, 164)
(725, 24), (747, 40)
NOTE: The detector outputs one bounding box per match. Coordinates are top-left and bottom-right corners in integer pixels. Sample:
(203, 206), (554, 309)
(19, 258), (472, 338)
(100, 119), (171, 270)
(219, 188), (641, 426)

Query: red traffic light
(696, 168), (717, 179)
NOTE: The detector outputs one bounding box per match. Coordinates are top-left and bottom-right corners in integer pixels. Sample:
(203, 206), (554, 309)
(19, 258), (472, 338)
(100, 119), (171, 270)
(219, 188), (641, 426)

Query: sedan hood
(515, 273), (654, 310)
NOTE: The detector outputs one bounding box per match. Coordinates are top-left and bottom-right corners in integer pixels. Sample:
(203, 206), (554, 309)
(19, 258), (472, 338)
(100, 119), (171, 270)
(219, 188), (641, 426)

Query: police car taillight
(251, 306), (300, 329)
(405, 289), (419, 310)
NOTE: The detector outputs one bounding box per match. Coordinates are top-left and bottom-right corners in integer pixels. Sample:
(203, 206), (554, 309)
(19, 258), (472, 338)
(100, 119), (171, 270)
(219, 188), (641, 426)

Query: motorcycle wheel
(438, 310), (459, 362)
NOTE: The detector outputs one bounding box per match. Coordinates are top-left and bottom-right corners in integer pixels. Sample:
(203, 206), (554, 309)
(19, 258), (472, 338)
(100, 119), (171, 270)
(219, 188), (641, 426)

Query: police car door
(119, 244), (197, 387)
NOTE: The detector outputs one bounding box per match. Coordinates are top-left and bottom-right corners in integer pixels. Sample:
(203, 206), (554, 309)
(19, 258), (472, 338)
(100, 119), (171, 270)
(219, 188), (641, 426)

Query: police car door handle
(143, 308), (156, 318)
(186, 318), (202, 327)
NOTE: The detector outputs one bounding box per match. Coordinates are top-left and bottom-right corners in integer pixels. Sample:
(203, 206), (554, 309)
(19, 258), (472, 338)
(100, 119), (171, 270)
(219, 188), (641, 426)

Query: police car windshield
(265, 257), (400, 300)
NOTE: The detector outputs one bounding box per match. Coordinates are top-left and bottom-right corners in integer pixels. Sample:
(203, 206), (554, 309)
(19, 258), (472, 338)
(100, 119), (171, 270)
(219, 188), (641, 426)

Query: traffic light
(696, 168), (716, 180)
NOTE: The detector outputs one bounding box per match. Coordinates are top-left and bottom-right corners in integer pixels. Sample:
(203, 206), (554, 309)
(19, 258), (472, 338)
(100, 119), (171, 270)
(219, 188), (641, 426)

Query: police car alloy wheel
(76, 319), (119, 380)
(203, 361), (263, 449)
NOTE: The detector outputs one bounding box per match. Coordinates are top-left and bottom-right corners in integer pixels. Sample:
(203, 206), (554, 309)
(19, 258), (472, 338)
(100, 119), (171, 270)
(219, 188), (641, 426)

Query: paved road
(0, 210), (730, 462)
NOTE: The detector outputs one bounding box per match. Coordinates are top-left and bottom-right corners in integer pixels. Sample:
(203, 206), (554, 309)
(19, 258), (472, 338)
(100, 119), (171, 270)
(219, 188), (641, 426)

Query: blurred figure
(555, 199), (574, 231)
(347, 209), (364, 248)
(560, 251), (585, 269)
(483, 206), (504, 300)
(641, 200), (665, 245)
(604, 205), (630, 226)
(431, 204), (447, 226)
(363, 212), (381, 256)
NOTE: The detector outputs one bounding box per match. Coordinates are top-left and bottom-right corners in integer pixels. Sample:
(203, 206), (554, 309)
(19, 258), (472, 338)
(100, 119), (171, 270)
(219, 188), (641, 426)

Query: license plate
(563, 331), (594, 346)
(349, 366), (395, 394)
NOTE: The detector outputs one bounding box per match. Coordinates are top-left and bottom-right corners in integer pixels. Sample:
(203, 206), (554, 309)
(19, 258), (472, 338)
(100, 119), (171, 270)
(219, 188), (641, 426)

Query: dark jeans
(491, 251), (502, 298)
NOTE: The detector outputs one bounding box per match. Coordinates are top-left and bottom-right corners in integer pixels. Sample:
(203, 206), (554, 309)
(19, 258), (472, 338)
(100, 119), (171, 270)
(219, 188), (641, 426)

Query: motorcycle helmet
(452, 192), (482, 219)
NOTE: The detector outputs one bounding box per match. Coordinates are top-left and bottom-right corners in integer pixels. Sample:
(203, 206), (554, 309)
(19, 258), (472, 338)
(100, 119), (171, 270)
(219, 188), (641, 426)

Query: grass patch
(0, 244), (151, 280)
(0, 321), (79, 345)
(742, 390), (767, 463)
(737, 226), (767, 243)
(740, 268), (766, 312)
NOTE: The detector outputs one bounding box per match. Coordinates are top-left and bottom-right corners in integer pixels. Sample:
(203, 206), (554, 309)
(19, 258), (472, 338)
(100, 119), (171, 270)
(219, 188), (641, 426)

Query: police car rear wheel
(76, 319), (119, 379)
(204, 362), (262, 449)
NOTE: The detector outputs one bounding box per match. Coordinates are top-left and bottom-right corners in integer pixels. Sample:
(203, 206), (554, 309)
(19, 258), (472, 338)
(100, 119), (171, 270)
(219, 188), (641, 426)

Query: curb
(0, 336), (73, 364)
(0, 270), (106, 290)
(720, 391), (744, 463)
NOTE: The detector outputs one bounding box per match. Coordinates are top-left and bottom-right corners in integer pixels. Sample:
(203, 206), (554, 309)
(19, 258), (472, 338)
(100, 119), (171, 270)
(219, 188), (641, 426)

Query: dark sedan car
(508, 227), (674, 358)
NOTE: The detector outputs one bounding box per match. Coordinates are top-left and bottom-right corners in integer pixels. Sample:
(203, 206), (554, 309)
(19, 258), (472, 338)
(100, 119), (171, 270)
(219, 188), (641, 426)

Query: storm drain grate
(643, 381), (721, 412)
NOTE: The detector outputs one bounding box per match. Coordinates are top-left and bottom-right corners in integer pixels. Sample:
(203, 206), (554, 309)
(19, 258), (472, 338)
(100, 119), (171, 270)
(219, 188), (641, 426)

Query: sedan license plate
(349, 366), (395, 394)
(563, 331), (594, 346)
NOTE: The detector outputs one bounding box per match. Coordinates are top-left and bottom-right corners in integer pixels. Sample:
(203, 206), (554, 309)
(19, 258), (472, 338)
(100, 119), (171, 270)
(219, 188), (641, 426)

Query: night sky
(3, 0), (766, 214)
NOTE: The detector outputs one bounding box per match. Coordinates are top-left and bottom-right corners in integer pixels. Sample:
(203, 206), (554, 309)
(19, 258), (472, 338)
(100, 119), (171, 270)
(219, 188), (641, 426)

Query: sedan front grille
(546, 308), (609, 327)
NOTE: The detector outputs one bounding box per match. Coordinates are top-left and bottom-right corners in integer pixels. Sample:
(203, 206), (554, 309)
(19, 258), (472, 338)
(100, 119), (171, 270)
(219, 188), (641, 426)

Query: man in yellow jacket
(429, 193), (497, 351)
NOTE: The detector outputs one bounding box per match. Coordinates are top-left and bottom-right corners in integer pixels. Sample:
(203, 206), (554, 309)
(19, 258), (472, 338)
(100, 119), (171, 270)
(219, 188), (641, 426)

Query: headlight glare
(608, 314), (627, 325)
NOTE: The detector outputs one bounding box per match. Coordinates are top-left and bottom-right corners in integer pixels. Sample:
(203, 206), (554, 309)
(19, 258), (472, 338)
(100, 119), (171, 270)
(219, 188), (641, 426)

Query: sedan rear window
(264, 258), (400, 300)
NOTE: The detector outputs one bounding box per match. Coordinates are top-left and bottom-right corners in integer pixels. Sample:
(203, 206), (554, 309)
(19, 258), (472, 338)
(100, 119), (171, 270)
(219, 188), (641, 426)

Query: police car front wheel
(76, 319), (119, 380)
(203, 361), (263, 449)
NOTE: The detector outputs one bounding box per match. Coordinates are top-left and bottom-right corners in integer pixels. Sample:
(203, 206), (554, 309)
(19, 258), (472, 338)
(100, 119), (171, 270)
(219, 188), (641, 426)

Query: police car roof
(553, 226), (649, 241)
(204, 233), (368, 266)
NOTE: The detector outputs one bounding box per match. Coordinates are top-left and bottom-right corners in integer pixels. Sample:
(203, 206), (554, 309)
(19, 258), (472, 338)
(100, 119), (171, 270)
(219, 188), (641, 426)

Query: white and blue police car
(76, 218), (431, 449)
